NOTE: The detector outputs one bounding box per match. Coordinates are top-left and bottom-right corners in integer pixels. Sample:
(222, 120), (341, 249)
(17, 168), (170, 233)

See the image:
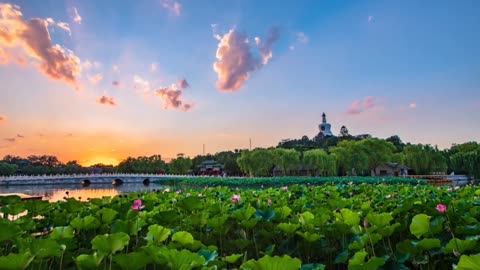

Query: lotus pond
(1, 183), (480, 270)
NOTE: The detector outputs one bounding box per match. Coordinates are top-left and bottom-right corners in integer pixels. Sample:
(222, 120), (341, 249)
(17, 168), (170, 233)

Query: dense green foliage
(168, 157), (193, 174)
(156, 176), (425, 187)
(117, 155), (167, 174)
(1, 140), (478, 178)
(1, 183), (480, 269)
(0, 162), (17, 176)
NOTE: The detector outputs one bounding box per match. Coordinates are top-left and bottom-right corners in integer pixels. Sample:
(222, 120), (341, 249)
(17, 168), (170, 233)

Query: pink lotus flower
(197, 193), (204, 199)
(454, 186), (460, 190)
(231, 194), (241, 203)
(131, 199), (145, 211)
(436, 204), (447, 214)
(176, 190), (182, 195)
(267, 199), (272, 206)
(186, 193), (191, 197)
(348, 181), (353, 185)
(447, 188), (453, 192)
(386, 195), (392, 199)
(282, 186), (288, 191)
(363, 220), (369, 228)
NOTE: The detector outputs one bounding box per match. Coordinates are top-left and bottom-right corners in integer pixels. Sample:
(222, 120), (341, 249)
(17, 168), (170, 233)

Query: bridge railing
(0, 173), (224, 181)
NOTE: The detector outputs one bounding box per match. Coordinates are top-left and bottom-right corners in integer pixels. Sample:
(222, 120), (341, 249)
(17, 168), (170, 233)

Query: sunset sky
(0, 0), (479, 166)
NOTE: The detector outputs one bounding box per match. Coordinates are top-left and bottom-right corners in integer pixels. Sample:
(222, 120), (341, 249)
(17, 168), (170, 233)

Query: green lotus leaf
(410, 214), (431, 239)
(240, 219), (258, 229)
(111, 220), (129, 234)
(456, 253), (480, 270)
(113, 251), (152, 270)
(29, 239), (62, 259)
(1, 203), (26, 216)
(301, 263), (326, 270)
(198, 249), (218, 265)
(241, 255), (301, 270)
(255, 209), (276, 222)
(339, 209), (360, 226)
(0, 220), (22, 242)
(96, 208), (118, 224)
(224, 253), (243, 264)
(24, 200), (50, 216)
(442, 238), (477, 254)
(71, 215), (101, 230)
(416, 238), (441, 250)
(160, 249), (205, 270)
(176, 196), (203, 212)
(277, 223), (300, 234)
(299, 212), (314, 226)
(429, 216), (445, 234)
(0, 252), (35, 270)
(274, 206), (292, 220)
(232, 205), (257, 220)
(296, 231), (323, 242)
(145, 224), (171, 245)
(91, 232), (130, 254)
(348, 251), (385, 270)
(334, 250), (350, 264)
(172, 231), (194, 246)
(50, 226), (74, 240)
(0, 195), (21, 205)
(366, 213), (393, 228)
(207, 216), (228, 230)
(75, 253), (104, 270)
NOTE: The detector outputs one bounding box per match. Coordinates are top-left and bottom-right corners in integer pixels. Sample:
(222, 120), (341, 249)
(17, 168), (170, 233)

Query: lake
(0, 183), (168, 202)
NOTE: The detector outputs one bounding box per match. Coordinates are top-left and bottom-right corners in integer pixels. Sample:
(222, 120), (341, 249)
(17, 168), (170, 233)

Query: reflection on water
(0, 183), (167, 202)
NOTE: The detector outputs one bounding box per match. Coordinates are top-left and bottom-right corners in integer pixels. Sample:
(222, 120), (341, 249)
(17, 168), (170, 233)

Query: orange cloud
(56, 22), (71, 35)
(97, 96), (116, 106)
(89, 73), (103, 84)
(4, 137), (15, 143)
(155, 79), (192, 111)
(213, 28), (280, 92)
(0, 3), (81, 85)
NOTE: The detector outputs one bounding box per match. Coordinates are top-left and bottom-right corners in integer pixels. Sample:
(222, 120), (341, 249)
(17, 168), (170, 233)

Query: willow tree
(404, 144), (447, 175)
(330, 140), (369, 176)
(237, 149), (275, 177)
(272, 148), (300, 176)
(303, 149), (336, 176)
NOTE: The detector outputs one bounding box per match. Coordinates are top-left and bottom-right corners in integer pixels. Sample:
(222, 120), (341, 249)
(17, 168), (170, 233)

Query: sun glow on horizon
(81, 156), (120, 167)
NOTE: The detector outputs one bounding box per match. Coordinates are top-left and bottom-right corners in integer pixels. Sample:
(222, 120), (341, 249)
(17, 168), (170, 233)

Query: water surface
(0, 183), (167, 202)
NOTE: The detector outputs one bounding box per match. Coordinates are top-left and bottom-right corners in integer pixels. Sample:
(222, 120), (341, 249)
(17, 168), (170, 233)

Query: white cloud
(73, 7), (82, 24)
(133, 75), (151, 92)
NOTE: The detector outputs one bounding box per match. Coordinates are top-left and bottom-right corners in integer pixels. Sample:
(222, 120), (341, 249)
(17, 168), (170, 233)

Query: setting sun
(81, 156), (120, 167)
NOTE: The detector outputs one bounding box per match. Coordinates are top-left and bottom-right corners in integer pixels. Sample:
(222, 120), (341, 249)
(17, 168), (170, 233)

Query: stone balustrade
(0, 173), (199, 186)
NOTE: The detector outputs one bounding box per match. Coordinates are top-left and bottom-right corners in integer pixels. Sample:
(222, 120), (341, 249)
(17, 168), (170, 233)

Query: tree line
(0, 136), (479, 179)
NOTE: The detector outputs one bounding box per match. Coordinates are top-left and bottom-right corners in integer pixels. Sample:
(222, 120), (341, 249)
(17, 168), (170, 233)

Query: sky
(0, 0), (479, 166)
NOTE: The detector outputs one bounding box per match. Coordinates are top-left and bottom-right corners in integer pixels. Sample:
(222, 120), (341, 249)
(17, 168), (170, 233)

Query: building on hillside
(372, 163), (409, 177)
(197, 160), (225, 176)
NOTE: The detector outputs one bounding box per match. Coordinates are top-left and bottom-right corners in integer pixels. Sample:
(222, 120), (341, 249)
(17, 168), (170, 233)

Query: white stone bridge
(0, 173), (191, 186)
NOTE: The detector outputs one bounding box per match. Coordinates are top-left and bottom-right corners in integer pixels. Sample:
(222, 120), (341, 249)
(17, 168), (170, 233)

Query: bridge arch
(112, 179), (124, 186)
(143, 178), (150, 185)
(82, 179), (91, 186)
